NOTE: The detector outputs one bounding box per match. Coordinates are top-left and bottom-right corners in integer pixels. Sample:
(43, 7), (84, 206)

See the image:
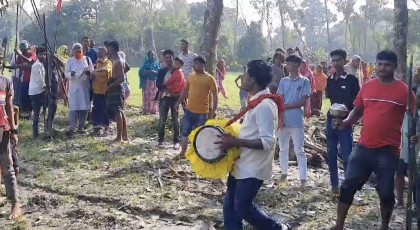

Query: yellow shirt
(187, 72), (217, 114)
(93, 58), (112, 94)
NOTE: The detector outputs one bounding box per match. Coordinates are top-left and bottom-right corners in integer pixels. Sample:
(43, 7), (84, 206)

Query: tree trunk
(278, 3), (286, 48)
(144, 0), (156, 54)
(344, 19), (348, 49)
(324, 0), (331, 51)
(199, 0), (223, 76)
(233, 0), (238, 60)
(393, 0), (408, 81)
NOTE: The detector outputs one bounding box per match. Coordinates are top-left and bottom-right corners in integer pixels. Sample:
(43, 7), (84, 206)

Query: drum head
(193, 125), (226, 163)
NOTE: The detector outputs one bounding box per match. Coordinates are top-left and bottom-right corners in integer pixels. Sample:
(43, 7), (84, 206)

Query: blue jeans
(339, 145), (398, 208)
(326, 119), (353, 189)
(181, 109), (207, 140)
(92, 94), (110, 128)
(223, 176), (281, 230)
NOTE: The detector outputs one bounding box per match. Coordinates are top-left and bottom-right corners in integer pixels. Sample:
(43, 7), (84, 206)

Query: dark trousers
(223, 176), (281, 230)
(326, 119), (353, 189)
(339, 145), (399, 208)
(158, 96), (180, 144)
(19, 82), (32, 112)
(46, 95), (57, 134)
(0, 132), (18, 201)
(13, 77), (20, 105)
(30, 92), (45, 137)
(92, 94), (109, 128)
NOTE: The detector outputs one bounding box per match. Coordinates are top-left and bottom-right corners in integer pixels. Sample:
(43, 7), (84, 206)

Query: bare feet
(9, 202), (21, 220)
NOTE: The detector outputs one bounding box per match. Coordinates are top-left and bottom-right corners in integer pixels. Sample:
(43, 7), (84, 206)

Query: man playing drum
(217, 60), (289, 230)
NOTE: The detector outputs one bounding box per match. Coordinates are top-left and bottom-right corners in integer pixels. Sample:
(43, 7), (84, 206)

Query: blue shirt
(86, 48), (98, 64)
(277, 75), (311, 128)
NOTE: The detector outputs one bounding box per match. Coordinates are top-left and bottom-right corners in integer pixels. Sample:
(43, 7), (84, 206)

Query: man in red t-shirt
(3, 41), (37, 116)
(329, 50), (415, 230)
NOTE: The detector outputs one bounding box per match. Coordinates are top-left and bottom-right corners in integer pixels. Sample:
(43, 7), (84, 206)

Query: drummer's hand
(216, 134), (238, 151)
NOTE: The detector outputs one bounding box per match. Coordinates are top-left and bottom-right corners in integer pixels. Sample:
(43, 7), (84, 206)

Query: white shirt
(28, 60), (46, 96)
(10, 54), (20, 79)
(178, 51), (197, 78)
(65, 56), (94, 111)
(231, 88), (278, 180)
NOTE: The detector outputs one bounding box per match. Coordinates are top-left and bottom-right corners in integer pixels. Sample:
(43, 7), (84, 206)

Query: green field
(126, 68), (330, 113)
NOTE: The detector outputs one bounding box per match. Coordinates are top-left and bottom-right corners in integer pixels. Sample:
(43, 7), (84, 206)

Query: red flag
(57, 0), (62, 12)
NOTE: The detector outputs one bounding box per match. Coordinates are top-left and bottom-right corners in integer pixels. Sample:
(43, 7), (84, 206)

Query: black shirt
(326, 73), (360, 111)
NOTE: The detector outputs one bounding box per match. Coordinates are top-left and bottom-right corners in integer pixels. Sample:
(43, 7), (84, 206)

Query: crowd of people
(0, 34), (417, 230)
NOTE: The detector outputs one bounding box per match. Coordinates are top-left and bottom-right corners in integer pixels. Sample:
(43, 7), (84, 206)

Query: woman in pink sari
(216, 59), (228, 98)
(299, 60), (315, 117)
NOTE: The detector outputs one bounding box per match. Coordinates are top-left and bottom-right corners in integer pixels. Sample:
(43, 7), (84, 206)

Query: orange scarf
(226, 93), (285, 128)
(74, 52), (84, 60)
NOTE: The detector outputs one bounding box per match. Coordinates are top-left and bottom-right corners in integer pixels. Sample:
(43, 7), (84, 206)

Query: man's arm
(342, 105), (364, 127)
(124, 62), (131, 73)
(6, 83), (16, 131)
(38, 64), (46, 89)
(107, 59), (125, 90)
(234, 75), (242, 88)
(176, 81), (189, 107)
(221, 102), (276, 150)
(210, 77), (218, 116)
(285, 79), (311, 109)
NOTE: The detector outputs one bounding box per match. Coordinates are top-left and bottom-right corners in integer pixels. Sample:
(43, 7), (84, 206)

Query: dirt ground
(0, 106), (412, 230)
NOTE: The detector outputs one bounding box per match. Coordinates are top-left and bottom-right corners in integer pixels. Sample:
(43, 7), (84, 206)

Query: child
(156, 57), (185, 101)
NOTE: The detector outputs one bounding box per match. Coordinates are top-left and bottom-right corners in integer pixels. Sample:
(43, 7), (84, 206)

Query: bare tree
(0, 0), (9, 15)
(137, 0), (161, 54)
(199, 0), (223, 75)
(334, 0), (356, 50)
(394, 0), (408, 81)
(324, 0), (331, 51)
(276, 0), (292, 48)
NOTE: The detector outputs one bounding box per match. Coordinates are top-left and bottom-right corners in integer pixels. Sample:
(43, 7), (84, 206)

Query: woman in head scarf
(118, 51), (131, 101)
(56, 45), (69, 105)
(299, 60), (315, 117)
(139, 50), (160, 114)
(64, 43), (94, 136)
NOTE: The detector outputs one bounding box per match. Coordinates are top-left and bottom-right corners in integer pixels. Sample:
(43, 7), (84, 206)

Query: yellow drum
(186, 119), (241, 179)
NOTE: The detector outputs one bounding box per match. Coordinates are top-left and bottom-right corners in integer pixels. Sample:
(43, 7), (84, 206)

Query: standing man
(3, 41), (37, 118)
(277, 54), (310, 187)
(0, 72), (21, 219)
(344, 55), (361, 85)
(329, 50), (414, 230)
(106, 41), (128, 142)
(156, 49), (184, 149)
(176, 56), (218, 158)
(91, 47), (112, 136)
(178, 39), (197, 79)
(218, 60), (289, 230)
(82, 36), (97, 65)
(28, 47), (47, 138)
(325, 49), (360, 194)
